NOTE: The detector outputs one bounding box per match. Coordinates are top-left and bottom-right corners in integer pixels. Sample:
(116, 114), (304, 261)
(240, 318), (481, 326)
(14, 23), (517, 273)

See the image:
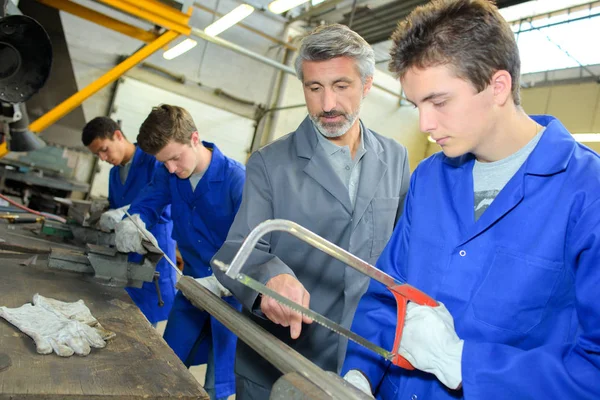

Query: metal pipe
(36, 0), (160, 43)
(119, 0), (192, 26)
(219, 219), (403, 288)
(193, 2), (297, 51)
(191, 26), (296, 74)
(288, 0), (346, 23)
(96, 0), (191, 35)
(190, 27), (402, 99)
(29, 30), (180, 133)
(177, 276), (371, 400)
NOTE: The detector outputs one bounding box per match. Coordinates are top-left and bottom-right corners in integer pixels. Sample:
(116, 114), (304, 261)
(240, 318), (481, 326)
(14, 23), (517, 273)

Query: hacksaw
(213, 219), (438, 370)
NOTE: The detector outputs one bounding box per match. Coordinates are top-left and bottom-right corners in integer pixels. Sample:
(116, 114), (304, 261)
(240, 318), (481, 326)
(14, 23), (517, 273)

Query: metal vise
(47, 242), (163, 288)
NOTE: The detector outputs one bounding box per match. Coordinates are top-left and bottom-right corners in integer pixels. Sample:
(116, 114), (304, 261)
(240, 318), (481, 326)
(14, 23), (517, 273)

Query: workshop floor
(156, 321), (236, 400)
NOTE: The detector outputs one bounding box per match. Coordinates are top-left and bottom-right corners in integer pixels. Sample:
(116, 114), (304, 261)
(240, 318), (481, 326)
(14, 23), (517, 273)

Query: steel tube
(190, 27), (402, 99)
(96, 0), (191, 35)
(177, 276), (371, 400)
(37, 0), (160, 43)
(119, 0), (191, 26)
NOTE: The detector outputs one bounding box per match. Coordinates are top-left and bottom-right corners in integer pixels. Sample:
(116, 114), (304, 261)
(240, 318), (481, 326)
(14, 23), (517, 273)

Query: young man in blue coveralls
(342, 1), (600, 399)
(82, 117), (176, 326)
(114, 104), (245, 400)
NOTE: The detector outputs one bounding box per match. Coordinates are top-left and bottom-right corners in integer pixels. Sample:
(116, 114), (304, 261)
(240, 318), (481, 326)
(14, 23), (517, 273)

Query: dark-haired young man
(82, 117), (177, 326)
(343, 0), (600, 399)
(114, 105), (245, 400)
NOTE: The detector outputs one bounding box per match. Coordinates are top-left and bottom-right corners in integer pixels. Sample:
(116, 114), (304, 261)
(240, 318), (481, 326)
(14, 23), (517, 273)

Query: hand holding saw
(213, 219), (437, 370)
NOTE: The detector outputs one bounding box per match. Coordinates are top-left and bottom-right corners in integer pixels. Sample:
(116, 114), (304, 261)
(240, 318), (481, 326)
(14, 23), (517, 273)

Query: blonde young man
(115, 105), (245, 400)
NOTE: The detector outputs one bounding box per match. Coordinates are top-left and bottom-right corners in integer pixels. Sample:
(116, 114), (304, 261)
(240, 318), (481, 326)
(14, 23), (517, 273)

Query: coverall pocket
(471, 248), (562, 333)
(370, 197), (400, 257)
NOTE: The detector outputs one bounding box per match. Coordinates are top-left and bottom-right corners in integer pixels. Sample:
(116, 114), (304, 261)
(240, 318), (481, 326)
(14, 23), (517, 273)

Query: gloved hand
(195, 275), (232, 297)
(343, 370), (374, 398)
(98, 205), (130, 232)
(0, 303), (106, 356)
(115, 213), (158, 255)
(398, 302), (464, 390)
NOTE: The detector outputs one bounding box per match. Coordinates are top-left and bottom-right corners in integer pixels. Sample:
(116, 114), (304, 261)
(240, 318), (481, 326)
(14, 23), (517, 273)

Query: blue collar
(199, 141), (227, 182)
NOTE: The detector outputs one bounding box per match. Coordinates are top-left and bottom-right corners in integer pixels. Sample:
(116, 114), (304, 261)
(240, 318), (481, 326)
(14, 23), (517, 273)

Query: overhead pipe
(193, 2), (297, 51)
(29, 30), (181, 133)
(190, 27), (402, 99)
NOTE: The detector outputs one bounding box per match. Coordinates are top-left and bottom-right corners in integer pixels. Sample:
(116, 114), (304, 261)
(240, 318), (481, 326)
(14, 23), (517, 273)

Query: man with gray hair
(213, 24), (409, 398)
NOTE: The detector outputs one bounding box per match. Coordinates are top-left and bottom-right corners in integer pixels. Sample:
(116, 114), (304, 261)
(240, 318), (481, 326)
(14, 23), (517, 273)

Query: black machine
(0, 0), (51, 152)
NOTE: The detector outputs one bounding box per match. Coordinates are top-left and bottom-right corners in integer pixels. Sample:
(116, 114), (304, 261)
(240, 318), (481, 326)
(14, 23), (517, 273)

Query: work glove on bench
(33, 293), (115, 341)
(0, 302), (106, 357)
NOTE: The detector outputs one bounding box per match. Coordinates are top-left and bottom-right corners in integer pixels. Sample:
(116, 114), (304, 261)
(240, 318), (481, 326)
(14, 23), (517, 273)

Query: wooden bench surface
(0, 231), (208, 399)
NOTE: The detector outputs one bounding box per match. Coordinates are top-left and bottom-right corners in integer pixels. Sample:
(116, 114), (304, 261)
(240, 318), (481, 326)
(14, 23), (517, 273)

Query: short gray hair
(295, 24), (375, 84)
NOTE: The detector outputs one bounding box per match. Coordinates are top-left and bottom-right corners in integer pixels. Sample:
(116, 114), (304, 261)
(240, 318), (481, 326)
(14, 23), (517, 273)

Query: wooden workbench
(0, 226), (208, 399)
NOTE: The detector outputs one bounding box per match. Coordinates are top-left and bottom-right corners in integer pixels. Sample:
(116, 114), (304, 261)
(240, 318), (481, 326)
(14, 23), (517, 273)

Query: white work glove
(195, 275), (232, 297)
(343, 370), (374, 398)
(398, 302), (464, 390)
(0, 303), (106, 357)
(32, 294), (115, 341)
(33, 293), (98, 325)
(98, 205), (130, 232)
(115, 213), (158, 255)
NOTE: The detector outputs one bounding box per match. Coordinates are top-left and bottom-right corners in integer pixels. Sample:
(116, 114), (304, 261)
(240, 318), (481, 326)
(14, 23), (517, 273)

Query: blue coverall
(343, 116), (600, 399)
(129, 142), (245, 399)
(108, 145), (176, 324)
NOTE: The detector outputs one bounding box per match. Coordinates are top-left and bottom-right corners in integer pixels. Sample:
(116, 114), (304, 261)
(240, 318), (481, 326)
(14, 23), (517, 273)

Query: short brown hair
(137, 104), (197, 154)
(389, 0), (521, 105)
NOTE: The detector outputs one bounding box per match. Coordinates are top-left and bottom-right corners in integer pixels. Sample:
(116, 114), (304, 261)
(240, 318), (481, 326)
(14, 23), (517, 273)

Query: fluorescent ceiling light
(312, 0), (325, 5)
(163, 38), (197, 60)
(572, 133), (600, 143)
(268, 0), (309, 14)
(204, 4), (254, 37)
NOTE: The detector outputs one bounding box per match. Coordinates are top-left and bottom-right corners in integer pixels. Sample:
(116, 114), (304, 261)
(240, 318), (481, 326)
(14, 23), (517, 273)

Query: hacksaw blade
(236, 272), (395, 362)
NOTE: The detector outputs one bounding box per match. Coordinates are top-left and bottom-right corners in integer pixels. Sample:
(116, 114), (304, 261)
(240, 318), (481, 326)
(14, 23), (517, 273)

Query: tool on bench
(47, 242), (163, 289)
(0, 214), (44, 224)
(213, 219), (438, 370)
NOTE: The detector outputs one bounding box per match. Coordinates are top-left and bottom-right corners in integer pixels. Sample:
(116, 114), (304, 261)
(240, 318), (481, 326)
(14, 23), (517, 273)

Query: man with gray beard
(213, 24), (410, 399)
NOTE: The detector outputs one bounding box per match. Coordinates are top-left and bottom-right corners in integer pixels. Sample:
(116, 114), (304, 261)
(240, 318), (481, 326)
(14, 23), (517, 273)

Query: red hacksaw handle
(387, 284), (437, 369)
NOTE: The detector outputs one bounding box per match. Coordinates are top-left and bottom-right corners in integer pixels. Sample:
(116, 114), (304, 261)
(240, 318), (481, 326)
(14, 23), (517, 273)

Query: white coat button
(345, 165), (350, 170)
(459, 250), (466, 257)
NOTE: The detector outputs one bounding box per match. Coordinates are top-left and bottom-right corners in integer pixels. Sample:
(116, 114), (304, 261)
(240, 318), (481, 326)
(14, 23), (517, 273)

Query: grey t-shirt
(189, 171), (205, 192)
(119, 159), (133, 184)
(473, 127), (545, 220)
